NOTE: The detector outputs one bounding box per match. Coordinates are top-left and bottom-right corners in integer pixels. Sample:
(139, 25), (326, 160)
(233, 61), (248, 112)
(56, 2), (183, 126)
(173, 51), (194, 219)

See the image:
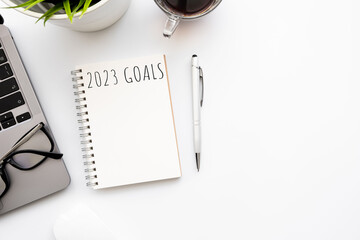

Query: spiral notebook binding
(72, 68), (98, 187)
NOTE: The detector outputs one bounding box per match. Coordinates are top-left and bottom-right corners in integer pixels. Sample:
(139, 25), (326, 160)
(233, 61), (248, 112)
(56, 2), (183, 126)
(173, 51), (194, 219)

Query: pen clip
(199, 66), (204, 107)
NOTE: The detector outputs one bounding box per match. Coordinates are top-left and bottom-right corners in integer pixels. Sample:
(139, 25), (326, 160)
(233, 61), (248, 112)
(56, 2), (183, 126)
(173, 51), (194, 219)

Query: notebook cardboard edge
(163, 54), (182, 177)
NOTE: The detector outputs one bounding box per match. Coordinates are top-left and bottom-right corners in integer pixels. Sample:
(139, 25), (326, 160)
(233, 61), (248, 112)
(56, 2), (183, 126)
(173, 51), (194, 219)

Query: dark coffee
(164, 0), (214, 15)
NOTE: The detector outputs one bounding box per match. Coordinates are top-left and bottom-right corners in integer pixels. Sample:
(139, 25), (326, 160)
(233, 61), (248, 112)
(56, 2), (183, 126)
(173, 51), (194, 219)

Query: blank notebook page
(74, 55), (181, 189)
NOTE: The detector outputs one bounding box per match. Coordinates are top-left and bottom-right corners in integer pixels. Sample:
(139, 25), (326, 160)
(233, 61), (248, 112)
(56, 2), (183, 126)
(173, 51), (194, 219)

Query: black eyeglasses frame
(0, 123), (63, 199)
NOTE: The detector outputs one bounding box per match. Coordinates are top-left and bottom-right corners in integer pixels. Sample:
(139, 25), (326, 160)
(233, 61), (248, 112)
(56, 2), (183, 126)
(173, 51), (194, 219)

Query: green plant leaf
(24, 0), (45, 11)
(63, 0), (72, 23)
(36, 2), (63, 26)
(7, 0), (38, 9)
(72, 0), (86, 15)
(80, 0), (92, 19)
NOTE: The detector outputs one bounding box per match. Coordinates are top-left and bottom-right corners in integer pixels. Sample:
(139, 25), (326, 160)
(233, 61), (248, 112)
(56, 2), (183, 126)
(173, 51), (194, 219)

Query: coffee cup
(154, 0), (222, 38)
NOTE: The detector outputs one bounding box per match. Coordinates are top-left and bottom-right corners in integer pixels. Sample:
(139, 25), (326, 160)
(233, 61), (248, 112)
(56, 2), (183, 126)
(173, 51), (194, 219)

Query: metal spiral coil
(86, 182), (99, 187)
(80, 132), (91, 138)
(84, 168), (96, 173)
(82, 147), (93, 151)
(72, 76), (83, 82)
(83, 153), (95, 158)
(74, 90), (86, 96)
(76, 104), (87, 110)
(78, 118), (89, 124)
(75, 97), (86, 103)
(79, 125), (90, 131)
(85, 175), (97, 180)
(84, 160), (95, 166)
(71, 69), (82, 75)
(72, 68), (98, 187)
(81, 139), (92, 144)
(77, 111), (88, 117)
(73, 83), (84, 88)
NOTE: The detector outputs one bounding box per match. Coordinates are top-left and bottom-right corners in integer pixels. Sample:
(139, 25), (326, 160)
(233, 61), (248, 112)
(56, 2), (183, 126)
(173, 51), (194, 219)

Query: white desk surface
(1, 0), (360, 239)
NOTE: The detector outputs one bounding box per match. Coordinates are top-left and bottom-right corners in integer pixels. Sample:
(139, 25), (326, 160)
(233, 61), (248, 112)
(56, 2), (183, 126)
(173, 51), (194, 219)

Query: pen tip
(192, 54), (197, 58)
(196, 153), (200, 172)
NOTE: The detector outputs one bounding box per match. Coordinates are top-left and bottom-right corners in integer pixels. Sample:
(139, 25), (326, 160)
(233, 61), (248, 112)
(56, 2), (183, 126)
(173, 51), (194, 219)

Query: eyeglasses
(0, 122), (63, 200)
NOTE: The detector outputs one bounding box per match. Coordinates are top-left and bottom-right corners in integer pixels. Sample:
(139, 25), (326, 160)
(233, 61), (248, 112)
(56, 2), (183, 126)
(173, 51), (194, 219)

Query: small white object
(53, 204), (118, 240)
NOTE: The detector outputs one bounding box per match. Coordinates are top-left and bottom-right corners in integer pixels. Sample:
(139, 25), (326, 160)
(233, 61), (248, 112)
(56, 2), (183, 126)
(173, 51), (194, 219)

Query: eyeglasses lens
(12, 129), (52, 169)
(0, 177), (5, 198)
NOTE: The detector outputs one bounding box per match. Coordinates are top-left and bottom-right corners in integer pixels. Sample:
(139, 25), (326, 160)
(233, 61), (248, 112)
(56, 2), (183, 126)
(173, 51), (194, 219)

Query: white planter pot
(1, 0), (131, 32)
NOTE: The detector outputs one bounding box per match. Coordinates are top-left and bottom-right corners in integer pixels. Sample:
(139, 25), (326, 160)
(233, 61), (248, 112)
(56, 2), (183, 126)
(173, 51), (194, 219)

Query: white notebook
(71, 55), (181, 189)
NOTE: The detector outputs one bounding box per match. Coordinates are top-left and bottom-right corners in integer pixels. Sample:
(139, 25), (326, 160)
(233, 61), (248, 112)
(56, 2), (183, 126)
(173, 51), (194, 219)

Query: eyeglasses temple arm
(15, 150), (63, 159)
(0, 123), (44, 164)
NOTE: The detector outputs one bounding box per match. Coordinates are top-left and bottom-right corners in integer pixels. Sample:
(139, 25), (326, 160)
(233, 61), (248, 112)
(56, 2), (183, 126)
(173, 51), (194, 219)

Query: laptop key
(0, 91), (25, 115)
(0, 112), (14, 122)
(0, 63), (13, 80)
(2, 117), (16, 129)
(0, 77), (19, 98)
(16, 112), (31, 123)
(0, 49), (7, 65)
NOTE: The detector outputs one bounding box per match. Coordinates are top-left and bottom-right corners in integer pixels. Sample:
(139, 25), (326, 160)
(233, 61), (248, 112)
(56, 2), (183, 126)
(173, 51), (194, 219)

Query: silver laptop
(0, 17), (70, 215)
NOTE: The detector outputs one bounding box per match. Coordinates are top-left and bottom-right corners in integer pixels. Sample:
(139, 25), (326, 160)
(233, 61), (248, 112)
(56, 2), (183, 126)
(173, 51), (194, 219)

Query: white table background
(1, 0), (360, 239)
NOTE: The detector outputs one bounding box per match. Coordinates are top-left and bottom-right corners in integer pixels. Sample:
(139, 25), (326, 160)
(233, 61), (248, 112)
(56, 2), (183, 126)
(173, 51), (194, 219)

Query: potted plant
(1, 0), (131, 32)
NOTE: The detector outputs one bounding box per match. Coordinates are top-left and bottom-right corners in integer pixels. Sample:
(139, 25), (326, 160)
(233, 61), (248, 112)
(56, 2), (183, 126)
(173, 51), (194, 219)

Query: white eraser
(53, 204), (118, 240)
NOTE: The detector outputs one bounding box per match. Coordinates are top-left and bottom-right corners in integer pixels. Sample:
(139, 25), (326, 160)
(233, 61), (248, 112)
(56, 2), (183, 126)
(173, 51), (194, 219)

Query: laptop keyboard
(0, 43), (31, 131)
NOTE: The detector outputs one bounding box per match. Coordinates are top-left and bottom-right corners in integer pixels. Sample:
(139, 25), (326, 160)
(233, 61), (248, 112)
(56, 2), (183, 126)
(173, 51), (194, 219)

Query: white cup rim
(1, 0), (109, 20)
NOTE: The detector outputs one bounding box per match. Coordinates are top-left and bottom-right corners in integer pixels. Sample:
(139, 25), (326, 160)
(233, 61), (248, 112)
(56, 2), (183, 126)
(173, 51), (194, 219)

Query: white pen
(191, 54), (204, 172)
